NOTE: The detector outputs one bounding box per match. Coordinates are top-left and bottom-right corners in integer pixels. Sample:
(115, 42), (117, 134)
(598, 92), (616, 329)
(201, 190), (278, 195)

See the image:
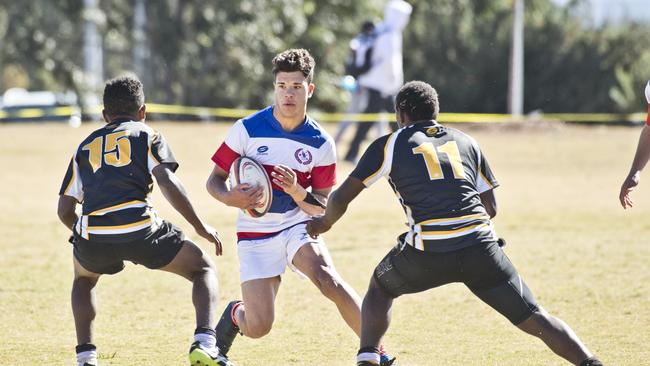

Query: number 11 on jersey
(412, 141), (466, 180)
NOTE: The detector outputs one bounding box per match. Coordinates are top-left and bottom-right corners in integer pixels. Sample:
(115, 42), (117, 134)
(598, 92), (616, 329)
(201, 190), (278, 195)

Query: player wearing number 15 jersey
(57, 76), (233, 366)
(307, 81), (603, 366)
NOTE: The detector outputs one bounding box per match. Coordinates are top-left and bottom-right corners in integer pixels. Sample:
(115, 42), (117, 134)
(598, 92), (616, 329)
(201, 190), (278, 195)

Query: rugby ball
(230, 156), (273, 217)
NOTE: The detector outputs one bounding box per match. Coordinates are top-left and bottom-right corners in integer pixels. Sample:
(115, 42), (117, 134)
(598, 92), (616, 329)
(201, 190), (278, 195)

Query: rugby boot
(188, 341), (235, 366)
(380, 351), (397, 366)
(579, 357), (604, 366)
(215, 300), (243, 356)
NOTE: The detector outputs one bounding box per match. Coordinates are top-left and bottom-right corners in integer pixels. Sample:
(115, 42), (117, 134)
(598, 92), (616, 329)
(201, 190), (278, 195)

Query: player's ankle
(76, 343), (97, 366)
(194, 327), (217, 349)
(357, 346), (380, 365)
(579, 356), (603, 366)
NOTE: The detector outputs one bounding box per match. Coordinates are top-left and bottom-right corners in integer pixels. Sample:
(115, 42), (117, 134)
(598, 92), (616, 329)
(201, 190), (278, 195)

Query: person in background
(344, 0), (412, 163)
(334, 21), (376, 146)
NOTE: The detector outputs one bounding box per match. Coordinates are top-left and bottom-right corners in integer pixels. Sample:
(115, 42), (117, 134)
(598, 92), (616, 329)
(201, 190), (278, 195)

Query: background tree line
(0, 0), (649, 114)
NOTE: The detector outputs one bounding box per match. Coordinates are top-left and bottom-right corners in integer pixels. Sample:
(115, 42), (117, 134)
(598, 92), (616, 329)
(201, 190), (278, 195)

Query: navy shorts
(72, 220), (185, 275)
(373, 234), (539, 324)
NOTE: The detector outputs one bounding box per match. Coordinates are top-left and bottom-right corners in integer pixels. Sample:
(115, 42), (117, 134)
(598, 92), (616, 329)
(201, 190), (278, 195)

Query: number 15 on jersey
(82, 131), (133, 172)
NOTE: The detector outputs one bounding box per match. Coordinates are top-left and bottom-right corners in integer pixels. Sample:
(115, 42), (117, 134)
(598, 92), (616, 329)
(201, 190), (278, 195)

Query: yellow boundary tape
(0, 104), (646, 124)
(0, 106), (78, 119)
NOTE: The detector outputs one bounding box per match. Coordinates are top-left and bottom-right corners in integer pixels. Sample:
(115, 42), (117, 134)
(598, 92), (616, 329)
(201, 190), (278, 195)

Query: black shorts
(373, 234), (539, 324)
(72, 220), (185, 275)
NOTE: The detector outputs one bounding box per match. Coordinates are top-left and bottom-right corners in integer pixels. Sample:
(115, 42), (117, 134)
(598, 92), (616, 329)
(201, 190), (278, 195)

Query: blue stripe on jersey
(242, 106), (328, 149)
(268, 189), (298, 214)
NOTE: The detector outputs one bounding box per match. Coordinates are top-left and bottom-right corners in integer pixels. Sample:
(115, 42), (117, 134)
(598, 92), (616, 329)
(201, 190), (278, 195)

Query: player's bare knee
(190, 263), (217, 283)
(73, 276), (98, 289)
(181, 241), (217, 278)
(245, 326), (271, 339)
(367, 277), (387, 295)
(314, 266), (344, 297)
(365, 282), (387, 302)
(244, 318), (274, 338)
(517, 308), (551, 335)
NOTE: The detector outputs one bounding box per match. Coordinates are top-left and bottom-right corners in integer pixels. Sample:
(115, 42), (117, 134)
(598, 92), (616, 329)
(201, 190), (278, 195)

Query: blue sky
(551, 0), (650, 24)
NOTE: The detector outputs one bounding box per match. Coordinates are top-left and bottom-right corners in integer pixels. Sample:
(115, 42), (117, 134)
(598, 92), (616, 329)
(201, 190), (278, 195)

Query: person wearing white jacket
(344, 0), (412, 163)
(619, 80), (650, 208)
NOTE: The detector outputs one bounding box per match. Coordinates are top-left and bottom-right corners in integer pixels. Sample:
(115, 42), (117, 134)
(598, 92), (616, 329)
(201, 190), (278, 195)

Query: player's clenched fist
(306, 217), (332, 239)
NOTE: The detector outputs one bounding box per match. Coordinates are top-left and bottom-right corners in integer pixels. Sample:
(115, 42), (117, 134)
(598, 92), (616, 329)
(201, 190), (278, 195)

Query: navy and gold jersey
(350, 120), (499, 252)
(59, 118), (178, 243)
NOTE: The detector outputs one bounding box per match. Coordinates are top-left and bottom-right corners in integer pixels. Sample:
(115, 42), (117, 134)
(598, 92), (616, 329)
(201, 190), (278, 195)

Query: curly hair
(103, 75), (144, 117)
(395, 81), (439, 121)
(272, 48), (315, 83)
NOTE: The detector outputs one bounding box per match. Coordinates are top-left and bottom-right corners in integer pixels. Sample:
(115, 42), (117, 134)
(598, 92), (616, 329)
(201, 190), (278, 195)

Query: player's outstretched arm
(620, 125), (650, 209)
(479, 189), (498, 218)
(153, 163), (223, 255)
(206, 164), (264, 210)
(306, 176), (365, 238)
(57, 195), (79, 230)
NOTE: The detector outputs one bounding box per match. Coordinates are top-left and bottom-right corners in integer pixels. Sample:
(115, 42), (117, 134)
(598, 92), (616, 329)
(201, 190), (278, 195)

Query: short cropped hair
(272, 49), (315, 83)
(103, 76), (144, 117)
(395, 81), (440, 121)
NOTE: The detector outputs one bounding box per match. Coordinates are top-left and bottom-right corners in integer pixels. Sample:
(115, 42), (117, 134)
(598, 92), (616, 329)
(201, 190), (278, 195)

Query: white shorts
(237, 223), (325, 283)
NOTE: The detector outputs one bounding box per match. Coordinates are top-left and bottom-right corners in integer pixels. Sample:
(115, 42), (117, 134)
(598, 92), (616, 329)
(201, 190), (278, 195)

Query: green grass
(1, 122), (648, 365)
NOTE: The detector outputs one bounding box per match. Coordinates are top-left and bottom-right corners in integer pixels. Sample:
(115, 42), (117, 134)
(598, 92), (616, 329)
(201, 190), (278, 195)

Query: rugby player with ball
(206, 48), (396, 366)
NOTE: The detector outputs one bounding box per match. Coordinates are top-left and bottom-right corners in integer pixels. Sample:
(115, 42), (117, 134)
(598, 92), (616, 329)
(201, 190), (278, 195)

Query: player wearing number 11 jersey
(307, 81), (603, 366)
(350, 107), (498, 253)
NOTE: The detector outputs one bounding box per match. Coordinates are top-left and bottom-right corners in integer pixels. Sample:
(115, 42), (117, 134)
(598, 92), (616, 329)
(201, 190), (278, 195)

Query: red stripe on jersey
(311, 163), (336, 190)
(262, 164), (312, 191)
(646, 104), (650, 126)
(237, 231), (278, 241)
(212, 143), (240, 172)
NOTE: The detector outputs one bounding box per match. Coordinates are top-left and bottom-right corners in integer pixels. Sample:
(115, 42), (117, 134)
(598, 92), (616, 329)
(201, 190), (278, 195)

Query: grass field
(1, 121), (648, 365)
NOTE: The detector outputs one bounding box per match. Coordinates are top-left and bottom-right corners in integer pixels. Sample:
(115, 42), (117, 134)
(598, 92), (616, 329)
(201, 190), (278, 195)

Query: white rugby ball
(230, 156), (273, 217)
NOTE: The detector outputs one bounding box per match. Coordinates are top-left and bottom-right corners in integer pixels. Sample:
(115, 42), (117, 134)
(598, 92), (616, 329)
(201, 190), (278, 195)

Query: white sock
(77, 349), (97, 366)
(357, 352), (380, 365)
(194, 332), (217, 350)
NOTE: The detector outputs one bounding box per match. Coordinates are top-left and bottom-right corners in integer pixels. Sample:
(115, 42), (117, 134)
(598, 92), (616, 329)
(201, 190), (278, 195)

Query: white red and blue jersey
(211, 106), (336, 241)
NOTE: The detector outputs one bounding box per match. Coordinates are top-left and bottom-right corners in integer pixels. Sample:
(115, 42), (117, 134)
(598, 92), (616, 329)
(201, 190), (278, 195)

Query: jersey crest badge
(425, 127), (440, 136)
(294, 148), (313, 165)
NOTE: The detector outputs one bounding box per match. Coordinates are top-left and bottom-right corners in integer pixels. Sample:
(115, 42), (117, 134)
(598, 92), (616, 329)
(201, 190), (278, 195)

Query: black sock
(75, 343), (96, 354)
(580, 356), (603, 366)
(194, 326), (217, 338)
(357, 346), (380, 355)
